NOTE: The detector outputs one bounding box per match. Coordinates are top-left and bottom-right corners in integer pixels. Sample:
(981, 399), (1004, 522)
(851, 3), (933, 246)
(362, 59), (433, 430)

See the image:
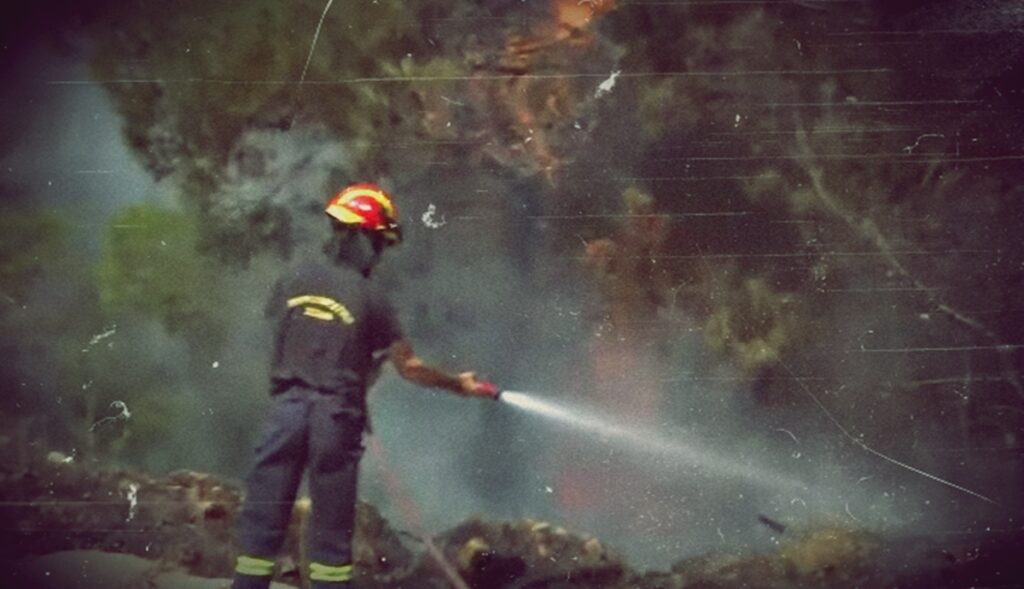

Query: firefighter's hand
(459, 372), (500, 399)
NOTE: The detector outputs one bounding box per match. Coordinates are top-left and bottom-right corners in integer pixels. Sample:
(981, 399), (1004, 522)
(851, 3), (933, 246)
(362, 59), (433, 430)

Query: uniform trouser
(232, 386), (365, 589)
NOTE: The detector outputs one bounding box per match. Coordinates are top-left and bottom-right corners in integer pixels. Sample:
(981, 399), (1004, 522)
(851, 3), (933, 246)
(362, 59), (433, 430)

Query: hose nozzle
(476, 381), (501, 400)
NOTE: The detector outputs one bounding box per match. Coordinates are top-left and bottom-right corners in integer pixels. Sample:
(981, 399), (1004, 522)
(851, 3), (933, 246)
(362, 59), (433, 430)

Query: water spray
(497, 390), (805, 494)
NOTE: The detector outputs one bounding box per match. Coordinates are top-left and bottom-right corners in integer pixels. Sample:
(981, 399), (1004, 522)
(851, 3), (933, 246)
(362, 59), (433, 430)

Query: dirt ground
(1, 457), (1021, 588)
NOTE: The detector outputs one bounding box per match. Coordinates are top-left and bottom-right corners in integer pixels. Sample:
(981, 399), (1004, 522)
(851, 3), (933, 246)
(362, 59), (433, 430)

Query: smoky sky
(2, 6), (158, 254)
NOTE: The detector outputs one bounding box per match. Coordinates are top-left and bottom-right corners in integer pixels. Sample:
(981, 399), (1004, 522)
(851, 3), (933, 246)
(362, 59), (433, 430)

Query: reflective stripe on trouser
(232, 555), (275, 589)
(310, 562), (353, 583)
(235, 555), (275, 577)
(234, 386), (366, 573)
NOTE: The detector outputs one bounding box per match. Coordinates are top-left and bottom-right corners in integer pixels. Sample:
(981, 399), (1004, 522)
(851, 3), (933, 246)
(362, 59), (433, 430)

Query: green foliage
(621, 2), (1022, 388)
(0, 207), (67, 305)
(92, 0), (430, 174)
(636, 81), (681, 140)
(778, 522), (881, 581)
(90, 0), (466, 260)
(97, 204), (227, 346)
(704, 276), (798, 373)
(632, 9), (806, 141)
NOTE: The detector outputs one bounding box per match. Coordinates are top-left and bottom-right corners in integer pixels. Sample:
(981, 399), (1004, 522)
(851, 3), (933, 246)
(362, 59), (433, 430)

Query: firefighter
(232, 183), (498, 589)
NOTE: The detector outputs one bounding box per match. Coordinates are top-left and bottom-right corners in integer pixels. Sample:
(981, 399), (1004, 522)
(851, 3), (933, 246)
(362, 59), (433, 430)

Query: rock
(4, 454), (1023, 588)
(432, 517), (626, 588)
(2, 457), (412, 586)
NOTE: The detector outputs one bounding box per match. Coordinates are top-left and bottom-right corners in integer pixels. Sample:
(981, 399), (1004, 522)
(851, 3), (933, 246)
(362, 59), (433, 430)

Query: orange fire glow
(553, 0), (616, 35)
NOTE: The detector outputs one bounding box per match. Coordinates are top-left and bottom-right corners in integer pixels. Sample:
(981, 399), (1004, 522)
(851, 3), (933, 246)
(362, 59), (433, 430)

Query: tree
(97, 203), (230, 353)
(605, 0), (1024, 461)
(89, 0), (464, 262)
(0, 204), (69, 468)
(0, 205), (66, 309)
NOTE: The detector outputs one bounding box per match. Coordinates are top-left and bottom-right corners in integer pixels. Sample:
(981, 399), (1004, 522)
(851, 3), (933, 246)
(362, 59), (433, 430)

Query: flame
(553, 0), (615, 34)
(464, 0), (617, 182)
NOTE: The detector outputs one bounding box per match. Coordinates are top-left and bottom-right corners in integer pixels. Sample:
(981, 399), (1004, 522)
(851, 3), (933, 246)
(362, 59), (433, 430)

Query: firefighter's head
(324, 183), (401, 276)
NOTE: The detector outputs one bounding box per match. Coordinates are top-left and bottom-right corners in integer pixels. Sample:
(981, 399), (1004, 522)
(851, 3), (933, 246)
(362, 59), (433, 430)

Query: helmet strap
(325, 227), (383, 277)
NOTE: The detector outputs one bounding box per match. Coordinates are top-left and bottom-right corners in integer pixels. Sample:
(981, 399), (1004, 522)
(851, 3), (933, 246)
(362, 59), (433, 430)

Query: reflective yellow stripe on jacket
(309, 562), (353, 582)
(287, 295), (355, 325)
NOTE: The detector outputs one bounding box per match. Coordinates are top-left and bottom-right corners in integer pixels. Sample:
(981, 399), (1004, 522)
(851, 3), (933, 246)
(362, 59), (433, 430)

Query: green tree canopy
(97, 203), (228, 348)
(0, 205), (67, 307)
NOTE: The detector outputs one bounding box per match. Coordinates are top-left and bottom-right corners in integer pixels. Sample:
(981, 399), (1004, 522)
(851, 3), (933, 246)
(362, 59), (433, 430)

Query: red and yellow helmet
(325, 183), (402, 245)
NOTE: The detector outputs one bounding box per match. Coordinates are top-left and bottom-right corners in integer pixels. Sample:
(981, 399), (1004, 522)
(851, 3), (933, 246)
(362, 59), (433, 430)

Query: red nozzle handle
(475, 380), (500, 400)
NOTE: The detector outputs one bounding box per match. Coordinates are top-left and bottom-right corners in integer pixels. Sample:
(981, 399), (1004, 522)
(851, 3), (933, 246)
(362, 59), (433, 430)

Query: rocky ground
(1, 455), (1021, 588)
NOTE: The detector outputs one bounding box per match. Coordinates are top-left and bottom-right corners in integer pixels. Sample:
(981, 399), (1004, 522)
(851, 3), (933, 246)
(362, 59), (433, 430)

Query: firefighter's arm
(389, 340), (498, 398)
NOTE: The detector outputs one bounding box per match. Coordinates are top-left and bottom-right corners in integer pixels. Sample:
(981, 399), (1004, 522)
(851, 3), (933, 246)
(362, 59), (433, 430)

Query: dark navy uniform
(233, 260), (401, 589)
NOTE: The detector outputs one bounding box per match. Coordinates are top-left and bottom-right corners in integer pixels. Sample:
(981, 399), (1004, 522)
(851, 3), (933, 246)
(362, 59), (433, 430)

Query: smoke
(209, 126), (353, 256)
(0, 42), (155, 254)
